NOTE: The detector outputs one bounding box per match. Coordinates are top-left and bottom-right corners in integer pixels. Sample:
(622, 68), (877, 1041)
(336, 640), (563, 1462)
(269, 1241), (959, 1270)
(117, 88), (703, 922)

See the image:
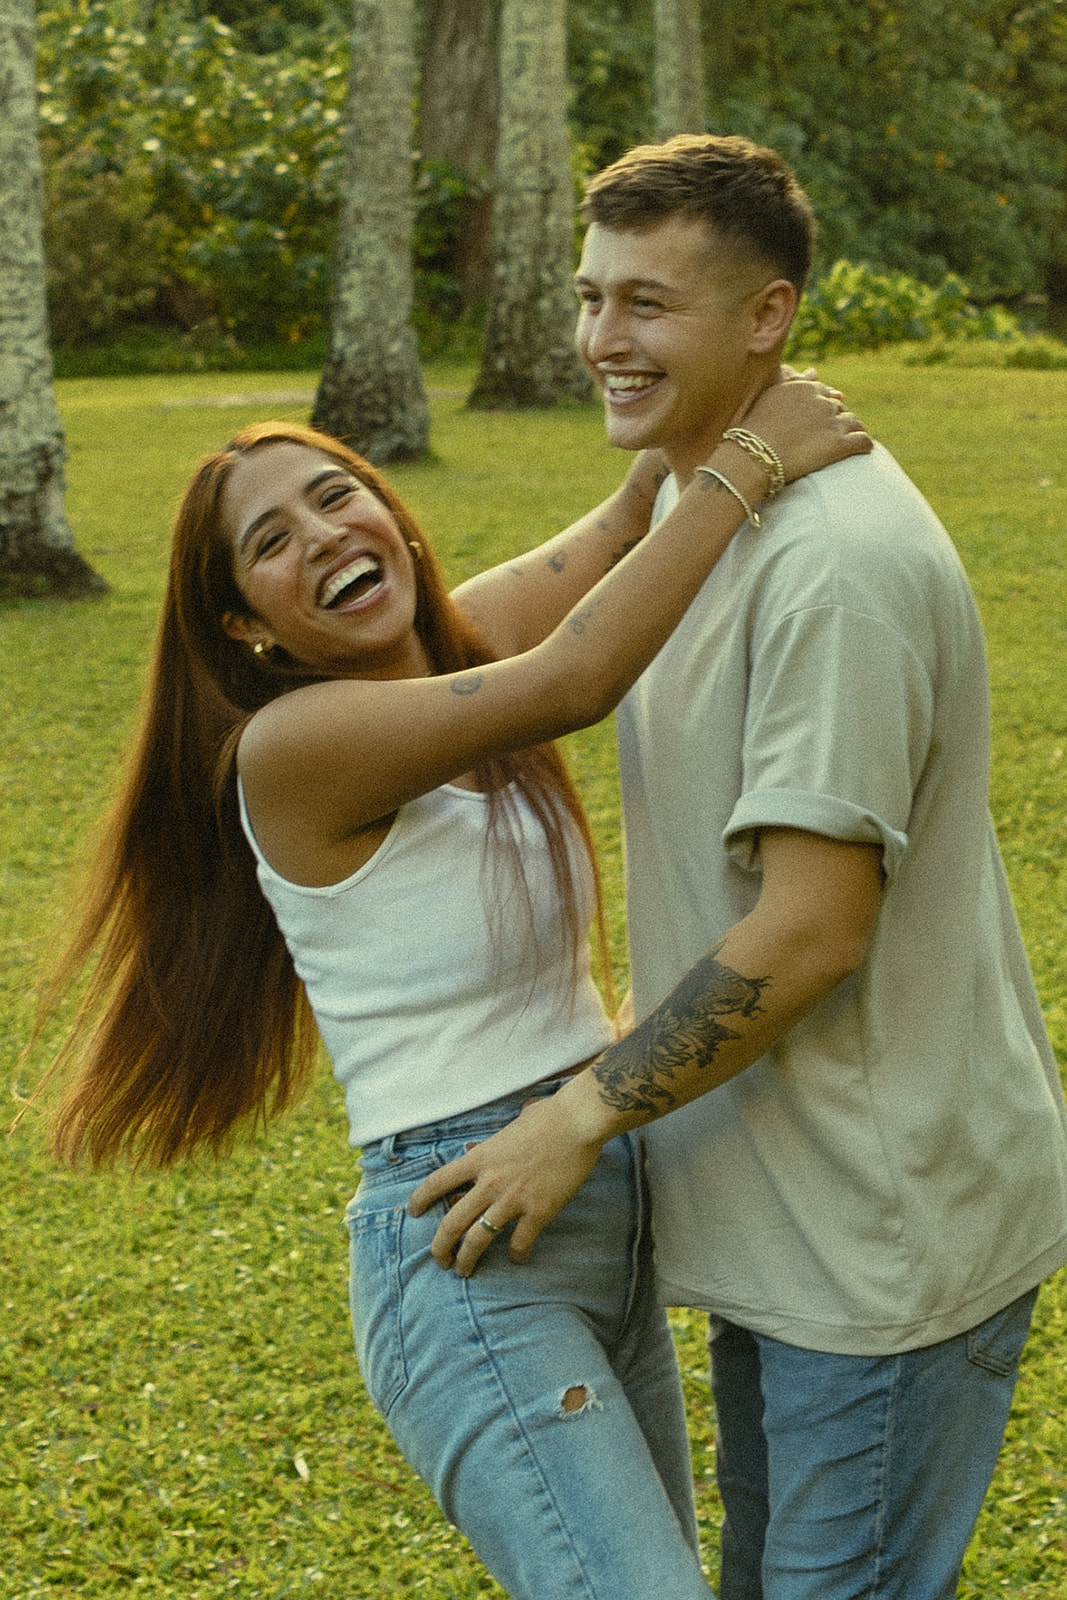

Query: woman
(38, 379), (868, 1598)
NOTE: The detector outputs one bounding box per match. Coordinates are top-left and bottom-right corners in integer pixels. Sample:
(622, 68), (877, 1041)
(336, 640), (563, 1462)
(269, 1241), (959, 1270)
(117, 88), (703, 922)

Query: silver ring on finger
(477, 1212), (503, 1237)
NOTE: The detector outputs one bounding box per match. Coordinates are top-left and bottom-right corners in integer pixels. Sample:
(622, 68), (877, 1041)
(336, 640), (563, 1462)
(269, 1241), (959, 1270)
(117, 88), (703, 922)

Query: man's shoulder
(765, 445), (956, 572)
(777, 443), (934, 534)
(749, 444), (977, 641)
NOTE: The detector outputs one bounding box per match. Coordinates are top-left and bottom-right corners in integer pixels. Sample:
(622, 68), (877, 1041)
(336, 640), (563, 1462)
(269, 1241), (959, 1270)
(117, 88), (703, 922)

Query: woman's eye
(322, 482), (358, 509)
(256, 529), (286, 558)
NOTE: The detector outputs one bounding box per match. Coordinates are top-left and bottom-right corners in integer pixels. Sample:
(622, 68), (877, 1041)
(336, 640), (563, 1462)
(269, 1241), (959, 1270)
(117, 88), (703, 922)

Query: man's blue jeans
(709, 1287), (1038, 1600)
(347, 1083), (713, 1600)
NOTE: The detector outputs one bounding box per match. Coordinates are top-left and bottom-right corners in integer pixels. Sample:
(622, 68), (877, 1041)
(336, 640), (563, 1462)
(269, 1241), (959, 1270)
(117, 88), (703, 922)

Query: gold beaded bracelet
(722, 427), (786, 498)
(695, 466), (762, 528)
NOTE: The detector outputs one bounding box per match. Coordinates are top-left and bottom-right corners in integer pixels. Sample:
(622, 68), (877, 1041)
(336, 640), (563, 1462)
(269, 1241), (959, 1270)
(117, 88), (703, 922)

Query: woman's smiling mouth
(319, 555), (384, 610)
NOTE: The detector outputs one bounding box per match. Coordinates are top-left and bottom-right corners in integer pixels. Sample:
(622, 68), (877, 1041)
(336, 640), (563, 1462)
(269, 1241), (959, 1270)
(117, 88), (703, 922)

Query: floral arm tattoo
(593, 942), (770, 1117)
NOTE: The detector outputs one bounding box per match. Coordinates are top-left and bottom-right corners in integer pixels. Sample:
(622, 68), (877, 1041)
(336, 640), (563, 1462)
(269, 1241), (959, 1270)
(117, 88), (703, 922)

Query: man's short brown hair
(581, 134), (816, 292)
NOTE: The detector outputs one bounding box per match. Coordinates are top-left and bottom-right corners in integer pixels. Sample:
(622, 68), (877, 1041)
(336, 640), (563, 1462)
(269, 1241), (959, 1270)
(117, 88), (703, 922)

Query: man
(411, 135), (1067, 1598)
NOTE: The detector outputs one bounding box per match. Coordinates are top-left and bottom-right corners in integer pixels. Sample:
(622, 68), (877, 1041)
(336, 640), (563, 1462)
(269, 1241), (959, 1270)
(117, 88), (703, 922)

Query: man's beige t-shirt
(618, 445), (1067, 1354)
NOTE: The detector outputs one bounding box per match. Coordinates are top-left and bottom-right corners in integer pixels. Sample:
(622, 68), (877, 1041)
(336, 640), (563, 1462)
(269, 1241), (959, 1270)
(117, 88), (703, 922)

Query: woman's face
(219, 442), (431, 680)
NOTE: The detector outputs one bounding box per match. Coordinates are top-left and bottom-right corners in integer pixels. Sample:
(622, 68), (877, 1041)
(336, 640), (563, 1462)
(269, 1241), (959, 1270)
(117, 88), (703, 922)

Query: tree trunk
(654, 0), (707, 138)
(419, 0), (497, 306)
(468, 0), (591, 409)
(0, 0), (106, 601)
(312, 0), (430, 464)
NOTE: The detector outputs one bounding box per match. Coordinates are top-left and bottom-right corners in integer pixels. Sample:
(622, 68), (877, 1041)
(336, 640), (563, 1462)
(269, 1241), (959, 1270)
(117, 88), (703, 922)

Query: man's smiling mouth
(602, 373), (662, 400)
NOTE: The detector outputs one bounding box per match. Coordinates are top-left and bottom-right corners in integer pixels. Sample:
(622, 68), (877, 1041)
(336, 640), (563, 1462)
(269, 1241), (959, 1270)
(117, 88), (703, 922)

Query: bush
(787, 260), (1018, 360)
(43, 154), (182, 344)
(1003, 336), (1067, 371)
(37, 6), (350, 344)
(37, 4), (478, 357)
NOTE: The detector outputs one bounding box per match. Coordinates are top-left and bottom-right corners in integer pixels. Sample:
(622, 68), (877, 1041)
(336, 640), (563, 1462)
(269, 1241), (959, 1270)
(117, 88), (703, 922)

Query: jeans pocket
(347, 1204), (409, 1418)
(965, 1287), (1038, 1377)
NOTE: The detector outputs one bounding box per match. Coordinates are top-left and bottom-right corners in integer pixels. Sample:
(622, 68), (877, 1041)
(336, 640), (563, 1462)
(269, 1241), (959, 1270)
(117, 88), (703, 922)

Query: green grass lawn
(2, 355), (1066, 1596)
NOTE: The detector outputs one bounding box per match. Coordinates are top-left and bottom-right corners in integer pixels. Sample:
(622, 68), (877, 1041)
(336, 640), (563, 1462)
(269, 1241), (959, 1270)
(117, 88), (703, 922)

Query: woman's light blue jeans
(346, 1081), (713, 1600)
(709, 1285), (1039, 1600)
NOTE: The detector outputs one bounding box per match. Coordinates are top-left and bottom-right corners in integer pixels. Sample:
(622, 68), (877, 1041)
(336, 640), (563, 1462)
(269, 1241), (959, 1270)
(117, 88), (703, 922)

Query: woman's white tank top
(237, 780), (613, 1144)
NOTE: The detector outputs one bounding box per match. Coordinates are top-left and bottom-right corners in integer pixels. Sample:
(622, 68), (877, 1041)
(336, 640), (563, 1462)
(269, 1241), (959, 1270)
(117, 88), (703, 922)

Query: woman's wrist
(722, 427), (785, 496)
(704, 438), (775, 501)
(693, 440), (774, 528)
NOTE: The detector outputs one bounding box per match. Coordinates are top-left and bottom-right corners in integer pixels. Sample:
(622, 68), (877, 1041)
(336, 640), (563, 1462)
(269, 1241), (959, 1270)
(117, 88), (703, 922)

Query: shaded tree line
(5, 0), (1066, 592)
(36, 0), (1067, 356)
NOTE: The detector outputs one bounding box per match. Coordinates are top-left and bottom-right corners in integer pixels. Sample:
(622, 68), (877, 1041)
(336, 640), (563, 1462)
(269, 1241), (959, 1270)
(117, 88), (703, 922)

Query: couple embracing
(46, 135), (1067, 1600)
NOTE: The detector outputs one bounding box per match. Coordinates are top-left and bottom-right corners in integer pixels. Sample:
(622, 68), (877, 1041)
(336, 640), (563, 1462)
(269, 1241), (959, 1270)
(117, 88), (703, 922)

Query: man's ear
(749, 279), (798, 354)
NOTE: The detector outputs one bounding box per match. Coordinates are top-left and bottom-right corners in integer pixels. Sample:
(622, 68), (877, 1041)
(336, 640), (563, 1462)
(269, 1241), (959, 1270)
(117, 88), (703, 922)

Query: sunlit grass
(2, 354), (1065, 1595)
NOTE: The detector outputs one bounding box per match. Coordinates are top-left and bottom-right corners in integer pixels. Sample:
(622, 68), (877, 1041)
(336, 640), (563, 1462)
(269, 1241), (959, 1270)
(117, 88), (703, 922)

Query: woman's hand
(734, 372), (872, 487)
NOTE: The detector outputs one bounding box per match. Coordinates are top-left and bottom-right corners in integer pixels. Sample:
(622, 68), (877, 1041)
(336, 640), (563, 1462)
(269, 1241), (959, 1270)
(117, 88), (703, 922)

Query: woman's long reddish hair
(33, 423), (610, 1168)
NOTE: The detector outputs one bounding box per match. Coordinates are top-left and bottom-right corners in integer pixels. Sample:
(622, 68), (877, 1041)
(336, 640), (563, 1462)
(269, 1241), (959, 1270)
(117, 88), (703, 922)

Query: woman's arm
(449, 366), (830, 660)
(238, 382), (870, 864)
(450, 448), (670, 659)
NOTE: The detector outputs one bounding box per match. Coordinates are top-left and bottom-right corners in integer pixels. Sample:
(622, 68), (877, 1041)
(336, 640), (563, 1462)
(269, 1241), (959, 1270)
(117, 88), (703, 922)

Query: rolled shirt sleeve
(723, 602), (935, 887)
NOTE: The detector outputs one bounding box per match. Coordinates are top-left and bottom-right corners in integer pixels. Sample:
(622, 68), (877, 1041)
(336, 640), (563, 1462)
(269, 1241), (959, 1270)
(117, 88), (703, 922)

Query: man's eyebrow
(238, 467), (349, 551)
(573, 273), (675, 293)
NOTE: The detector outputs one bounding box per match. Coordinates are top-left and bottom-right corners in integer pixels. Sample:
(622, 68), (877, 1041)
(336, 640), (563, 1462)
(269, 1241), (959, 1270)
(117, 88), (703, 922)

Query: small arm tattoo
(568, 595), (603, 635)
(451, 673), (484, 696)
(606, 536), (645, 571)
(548, 551), (567, 573)
(592, 943), (770, 1116)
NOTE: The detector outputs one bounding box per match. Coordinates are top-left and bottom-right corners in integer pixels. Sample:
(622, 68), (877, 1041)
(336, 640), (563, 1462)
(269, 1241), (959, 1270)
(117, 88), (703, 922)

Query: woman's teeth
(320, 556), (381, 609)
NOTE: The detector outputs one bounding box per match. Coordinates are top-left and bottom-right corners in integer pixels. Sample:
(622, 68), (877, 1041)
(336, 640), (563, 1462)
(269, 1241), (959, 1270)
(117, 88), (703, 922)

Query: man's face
(575, 215), (774, 481)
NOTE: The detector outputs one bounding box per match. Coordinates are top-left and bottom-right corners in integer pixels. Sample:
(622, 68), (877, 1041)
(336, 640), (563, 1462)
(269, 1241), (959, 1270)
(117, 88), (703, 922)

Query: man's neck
(668, 361), (782, 487)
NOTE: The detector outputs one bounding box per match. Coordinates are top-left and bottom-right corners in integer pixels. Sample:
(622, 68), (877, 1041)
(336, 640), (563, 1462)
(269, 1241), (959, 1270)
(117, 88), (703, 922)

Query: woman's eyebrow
(237, 468), (348, 551)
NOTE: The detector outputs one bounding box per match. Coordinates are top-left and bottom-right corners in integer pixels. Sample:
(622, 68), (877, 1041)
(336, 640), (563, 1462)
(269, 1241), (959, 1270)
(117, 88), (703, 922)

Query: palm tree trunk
(468, 0), (591, 409)
(0, 0), (106, 600)
(654, 0), (707, 138)
(312, 0), (430, 464)
(419, 0), (497, 308)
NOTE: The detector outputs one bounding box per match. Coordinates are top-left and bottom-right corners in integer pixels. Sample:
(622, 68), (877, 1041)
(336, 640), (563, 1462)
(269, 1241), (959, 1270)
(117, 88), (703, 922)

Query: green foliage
(30, 0), (1067, 363)
(186, 0), (345, 55)
(36, 1), (475, 353)
(567, 0), (652, 174)
(37, 3), (349, 342)
(410, 158), (483, 357)
(787, 260), (1019, 360)
(706, 0), (1067, 299)
(43, 153), (176, 345)
(1003, 335), (1067, 370)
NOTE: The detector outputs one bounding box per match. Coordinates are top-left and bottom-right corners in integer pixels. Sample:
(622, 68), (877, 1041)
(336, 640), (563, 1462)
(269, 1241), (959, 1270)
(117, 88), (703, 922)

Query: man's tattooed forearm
(592, 945), (770, 1116)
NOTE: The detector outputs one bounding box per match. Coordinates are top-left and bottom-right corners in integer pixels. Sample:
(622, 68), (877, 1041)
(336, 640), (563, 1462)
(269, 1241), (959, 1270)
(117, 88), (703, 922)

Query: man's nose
(580, 303), (630, 365)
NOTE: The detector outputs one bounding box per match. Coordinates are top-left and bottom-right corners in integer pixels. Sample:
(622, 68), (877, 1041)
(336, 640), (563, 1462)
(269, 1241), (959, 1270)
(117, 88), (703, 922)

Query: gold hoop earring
(408, 540), (423, 563)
